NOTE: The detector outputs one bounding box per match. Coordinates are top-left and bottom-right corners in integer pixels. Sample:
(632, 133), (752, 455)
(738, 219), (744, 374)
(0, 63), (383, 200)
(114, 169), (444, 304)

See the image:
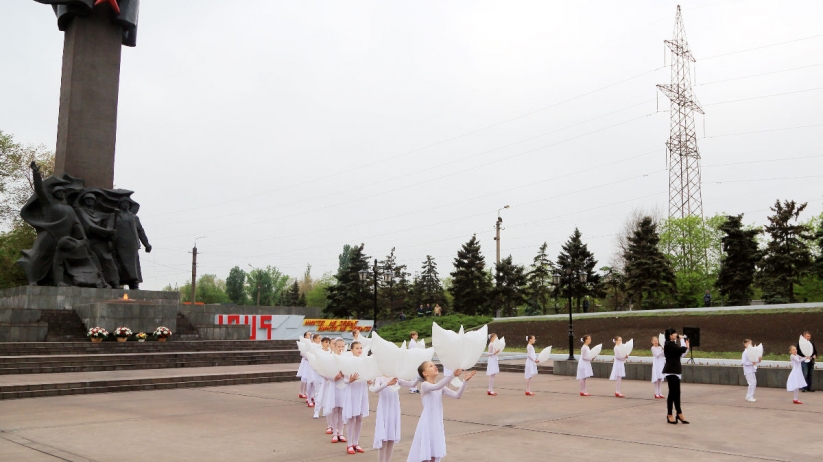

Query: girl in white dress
(524, 335), (539, 396)
(610, 337), (627, 398)
(316, 337), (333, 425)
(650, 336), (665, 399)
(486, 333), (501, 396)
(408, 331), (421, 394)
(323, 338), (348, 444)
(305, 334), (324, 409)
(787, 345), (808, 404)
(297, 331), (312, 399)
(407, 362), (476, 462)
(742, 339), (761, 403)
(343, 342), (369, 454)
(577, 335), (593, 396)
(372, 375), (420, 462)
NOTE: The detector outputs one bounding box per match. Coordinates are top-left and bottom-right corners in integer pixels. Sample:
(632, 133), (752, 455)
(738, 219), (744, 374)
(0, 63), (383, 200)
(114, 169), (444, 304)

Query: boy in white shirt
(742, 339), (761, 402)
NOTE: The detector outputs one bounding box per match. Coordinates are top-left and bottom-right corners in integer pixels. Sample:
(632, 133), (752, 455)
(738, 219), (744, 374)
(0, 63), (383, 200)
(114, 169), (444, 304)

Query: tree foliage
(555, 228), (600, 312)
(180, 274), (229, 304)
(419, 255), (447, 307)
(225, 266), (247, 304)
(623, 216), (677, 309)
(0, 223), (35, 289)
(379, 247), (410, 319)
(757, 200), (812, 304)
(659, 214), (724, 307)
(493, 255), (527, 317)
(0, 130), (55, 229)
(715, 214), (761, 306)
(325, 243), (370, 318)
(526, 242), (556, 314)
(449, 235), (492, 315)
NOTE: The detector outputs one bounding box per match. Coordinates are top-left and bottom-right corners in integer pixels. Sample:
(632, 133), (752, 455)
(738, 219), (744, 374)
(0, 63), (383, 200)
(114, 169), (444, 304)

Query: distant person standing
(433, 304), (442, 317)
(399, 311), (406, 321)
(703, 290), (712, 307)
(582, 298), (590, 313)
(798, 331), (817, 392)
(425, 303), (433, 316)
(417, 305), (424, 317)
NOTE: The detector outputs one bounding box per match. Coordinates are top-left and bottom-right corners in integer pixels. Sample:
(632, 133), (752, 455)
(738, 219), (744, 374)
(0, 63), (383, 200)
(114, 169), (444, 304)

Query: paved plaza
(0, 367), (820, 462)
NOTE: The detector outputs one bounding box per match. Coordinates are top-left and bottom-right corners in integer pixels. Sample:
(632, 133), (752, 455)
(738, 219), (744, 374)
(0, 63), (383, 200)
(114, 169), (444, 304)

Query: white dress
(524, 344), (538, 379)
(342, 379), (369, 421)
(486, 343), (499, 376)
(609, 346), (626, 380)
(650, 346), (665, 382)
(406, 375), (467, 462)
(297, 356), (308, 380)
(576, 345), (593, 380)
(372, 377), (419, 448)
(787, 354), (808, 392)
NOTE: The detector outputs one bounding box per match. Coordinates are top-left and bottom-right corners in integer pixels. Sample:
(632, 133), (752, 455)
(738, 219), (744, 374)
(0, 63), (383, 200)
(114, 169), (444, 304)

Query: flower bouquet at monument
(113, 327), (133, 343)
(87, 327), (109, 343)
(135, 332), (148, 342)
(153, 326), (172, 342)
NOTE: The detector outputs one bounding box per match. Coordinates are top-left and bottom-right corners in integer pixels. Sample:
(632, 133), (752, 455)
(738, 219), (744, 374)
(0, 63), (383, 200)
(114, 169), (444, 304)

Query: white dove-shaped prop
(492, 337), (506, 354)
(746, 343), (764, 363)
(537, 346), (552, 363)
(371, 332), (434, 383)
(799, 336), (813, 357)
(432, 322), (488, 387)
(334, 354), (381, 383)
(306, 349), (339, 380)
(658, 333), (666, 347)
(618, 339), (634, 358)
(588, 343), (603, 360)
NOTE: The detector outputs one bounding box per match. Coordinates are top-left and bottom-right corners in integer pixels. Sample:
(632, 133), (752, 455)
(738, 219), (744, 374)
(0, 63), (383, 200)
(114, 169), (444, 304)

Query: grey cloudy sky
(2, 0), (822, 290)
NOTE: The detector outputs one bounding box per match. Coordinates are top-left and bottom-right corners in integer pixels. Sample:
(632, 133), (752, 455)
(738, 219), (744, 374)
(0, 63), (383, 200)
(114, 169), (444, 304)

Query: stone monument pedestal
(0, 286), (179, 311)
(75, 301), (177, 334)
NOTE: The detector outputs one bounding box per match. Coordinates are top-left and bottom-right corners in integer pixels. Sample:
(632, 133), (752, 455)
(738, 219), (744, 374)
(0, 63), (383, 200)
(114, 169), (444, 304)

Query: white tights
(794, 389), (800, 401)
(579, 379), (587, 393)
(299, 380), (306, 395)
(488, 374), (496, 391)
(306, 382), (316, 402)
(346, 416), (362, 446)
(525, 377), (532, 392)
(654, 379), (662, 396)
(329, 407), (344, 436)
(614, 377), (622, 393)
(376, 441), (395, 462)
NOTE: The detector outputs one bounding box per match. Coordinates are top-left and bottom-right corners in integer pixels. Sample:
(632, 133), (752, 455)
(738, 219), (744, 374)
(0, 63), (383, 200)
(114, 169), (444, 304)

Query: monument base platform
(75, 302), (177, 335)
(0, 286), (179, 311)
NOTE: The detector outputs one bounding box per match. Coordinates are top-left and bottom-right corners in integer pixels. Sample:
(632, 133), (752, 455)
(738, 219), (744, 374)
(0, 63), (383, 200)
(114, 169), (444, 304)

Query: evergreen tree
(297, 292), (307, 307)
(225, 266), (246, 304)
(449, 235), (492, 315)
(325, 244), (371, 318)
(600, 266), (626, 311)
(715, 214), (761, 306)
(757, 200), (812, 304)
(493, 255), (527, 317)
(379, 247), (410, 319)
(526, 242), (556, 314)
(420, 255), (447, 307)
(281, 280), (301, 306)
(555, 228), (601, 312)
(623, 216), (677, 309)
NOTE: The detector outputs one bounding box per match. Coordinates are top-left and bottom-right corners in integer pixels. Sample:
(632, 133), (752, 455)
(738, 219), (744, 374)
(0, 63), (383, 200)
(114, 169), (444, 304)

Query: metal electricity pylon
(657, 5), (704, 220)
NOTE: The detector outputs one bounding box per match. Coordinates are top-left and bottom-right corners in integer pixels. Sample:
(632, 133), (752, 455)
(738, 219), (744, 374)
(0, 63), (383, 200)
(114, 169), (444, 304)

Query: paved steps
(0, 350), (301, 375)
(0, 364), (300, 400)
(0, 340), (295, 356)
(40, 309), (87, 341)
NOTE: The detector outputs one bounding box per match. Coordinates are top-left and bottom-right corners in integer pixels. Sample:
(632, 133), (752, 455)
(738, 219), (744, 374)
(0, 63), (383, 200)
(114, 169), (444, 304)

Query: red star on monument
(94, 0), (121, 15)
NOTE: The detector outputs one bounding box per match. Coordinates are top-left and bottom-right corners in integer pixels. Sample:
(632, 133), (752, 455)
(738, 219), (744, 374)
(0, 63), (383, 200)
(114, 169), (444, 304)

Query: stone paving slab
(0, 370), (820, 461)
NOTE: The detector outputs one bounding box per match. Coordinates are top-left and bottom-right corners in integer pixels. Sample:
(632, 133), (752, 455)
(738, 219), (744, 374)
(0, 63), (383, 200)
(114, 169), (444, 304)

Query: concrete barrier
(553, 359), (822, 390)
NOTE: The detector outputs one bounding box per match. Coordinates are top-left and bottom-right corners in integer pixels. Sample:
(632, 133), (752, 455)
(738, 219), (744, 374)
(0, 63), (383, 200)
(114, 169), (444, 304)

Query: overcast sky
(2, 0), (822, 290)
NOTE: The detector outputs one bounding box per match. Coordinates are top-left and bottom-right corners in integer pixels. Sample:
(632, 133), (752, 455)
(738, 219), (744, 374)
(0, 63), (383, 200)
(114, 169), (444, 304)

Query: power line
(695, 63), (823, 86)
(703, 87), (823, 107)
(701, 34), (823, 61)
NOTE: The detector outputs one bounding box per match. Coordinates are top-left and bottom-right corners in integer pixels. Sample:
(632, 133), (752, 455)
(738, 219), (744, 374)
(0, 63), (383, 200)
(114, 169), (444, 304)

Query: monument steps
(0, 350), (300, 375)
(0, 369), (298, 400)
(39, 309), (87, 341)
(0, 340), (295, 356)
(175, 313), (200, 340)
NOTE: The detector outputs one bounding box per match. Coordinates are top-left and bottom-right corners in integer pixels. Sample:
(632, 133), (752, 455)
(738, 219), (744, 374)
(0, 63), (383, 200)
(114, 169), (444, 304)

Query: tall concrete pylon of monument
(33, 0), (140, 189)
(656, 5), (704, 220)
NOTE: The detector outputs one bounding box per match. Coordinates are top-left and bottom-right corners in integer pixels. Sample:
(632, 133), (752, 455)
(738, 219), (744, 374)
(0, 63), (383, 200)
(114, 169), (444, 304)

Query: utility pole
(494, 205), (510, 266)
(190, 245), (197, 305)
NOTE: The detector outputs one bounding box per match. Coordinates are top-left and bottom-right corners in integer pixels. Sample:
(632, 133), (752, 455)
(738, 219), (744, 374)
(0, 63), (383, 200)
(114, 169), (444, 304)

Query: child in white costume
(297, 331), (312, 399)
(577, 335), (594, 396)
(742, 339), (761, 402)
(650, 336), (666, 399)
(408, 331), (421, 394)
(406, 362), (475, 462)
(787, 345), (808, 404)
(372, 375), (420, 462)
(609, 337), (628, 398)
(342, 341), (369, 454)
(323, 338), (348, 444)
(486, 333), (501, 396)
(524, 335), (538, 396)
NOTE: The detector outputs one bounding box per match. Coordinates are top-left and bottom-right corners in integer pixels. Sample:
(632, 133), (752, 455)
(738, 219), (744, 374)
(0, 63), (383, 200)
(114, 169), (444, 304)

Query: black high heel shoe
(676, 414), (690, 424)
(667, 415), (677, 424)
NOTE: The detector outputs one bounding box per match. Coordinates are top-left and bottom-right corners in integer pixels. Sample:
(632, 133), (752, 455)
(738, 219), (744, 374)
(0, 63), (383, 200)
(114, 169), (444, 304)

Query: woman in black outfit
(662, 328), (690, 424)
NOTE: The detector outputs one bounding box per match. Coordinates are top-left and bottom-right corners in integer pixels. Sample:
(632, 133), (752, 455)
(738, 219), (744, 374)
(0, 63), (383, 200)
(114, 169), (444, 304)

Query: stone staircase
(175, 312), (200, 340)
(40, 309), (88, 341)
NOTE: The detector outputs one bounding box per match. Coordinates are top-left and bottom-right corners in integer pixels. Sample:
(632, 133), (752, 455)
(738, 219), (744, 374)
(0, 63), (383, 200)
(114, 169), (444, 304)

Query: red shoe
(794, 400), (803, 405)
(580, 392), (591, 397)
(307, 401), (315, 407)
(338, 436), (347, 443)
(347, 446), (356, 455)
(331, 436), (339, 443)
(299, 394), (307, 399)
(615, 392), (625, 398)
(355, 446), (365, 453)
(487, 391), (497, 396)
(326, 427), (333, 435)
(525, 391), (535, 396)
(658, 394), (665, 399)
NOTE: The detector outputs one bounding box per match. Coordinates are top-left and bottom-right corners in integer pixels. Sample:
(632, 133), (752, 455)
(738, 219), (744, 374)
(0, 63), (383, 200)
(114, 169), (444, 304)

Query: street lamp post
(553, 268), (588, 360)
(359, 259), (392, 333)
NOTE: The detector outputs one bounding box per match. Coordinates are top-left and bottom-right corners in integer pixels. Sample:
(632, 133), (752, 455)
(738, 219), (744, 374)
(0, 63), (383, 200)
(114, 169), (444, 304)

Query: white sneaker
(746, 397), (756, 402)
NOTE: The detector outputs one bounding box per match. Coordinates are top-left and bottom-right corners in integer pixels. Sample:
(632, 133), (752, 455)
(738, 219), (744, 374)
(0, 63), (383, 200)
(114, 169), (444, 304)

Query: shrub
(375, 314), (492, 343)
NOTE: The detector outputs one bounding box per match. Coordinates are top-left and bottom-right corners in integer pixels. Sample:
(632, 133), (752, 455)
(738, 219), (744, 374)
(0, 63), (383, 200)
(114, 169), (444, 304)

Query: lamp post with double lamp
(553, 268), (588, 360)
(359, 259), (392, 332)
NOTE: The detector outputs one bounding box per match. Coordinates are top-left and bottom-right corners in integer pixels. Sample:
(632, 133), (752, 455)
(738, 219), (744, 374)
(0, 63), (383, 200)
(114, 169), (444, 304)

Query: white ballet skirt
(297, 357), (308, 380)
(342, 380), (369, 421)
(322, 377), (346, 416)
(372, 377), (418, 448)
(787, 354), (808, 392)
(486, 343), (499, 376)
(576, 345), (593, 380)
(407, 375), (467, 462)
(609, 347), (626, 380)
(650, 346), (666, 382)
(524, 344), (538, 379)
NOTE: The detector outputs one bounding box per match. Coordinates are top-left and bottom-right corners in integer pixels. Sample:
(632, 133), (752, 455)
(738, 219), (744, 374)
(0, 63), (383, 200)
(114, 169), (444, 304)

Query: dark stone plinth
(75, 302), (177, 334)
(0, 286), (179, 311)
(55, 5), (122, 189)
